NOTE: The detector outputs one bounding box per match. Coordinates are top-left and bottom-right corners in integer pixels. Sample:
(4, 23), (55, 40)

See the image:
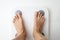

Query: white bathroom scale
(10, 6), (50, 40)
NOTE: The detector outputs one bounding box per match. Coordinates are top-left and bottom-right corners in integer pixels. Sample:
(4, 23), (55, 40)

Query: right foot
(33, 11), (46, 40)
(13, 10), (26, 40)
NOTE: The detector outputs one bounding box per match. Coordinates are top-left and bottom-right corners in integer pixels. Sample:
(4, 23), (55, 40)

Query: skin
(13, 13), (26, 40)
(33, 11), (46, 40)
(13, 11), (46, 40)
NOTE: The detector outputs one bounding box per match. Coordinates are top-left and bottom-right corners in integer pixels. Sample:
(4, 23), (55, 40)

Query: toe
(13, 16), (16, 23)
(38, 11), (41, 17)
(16, 10), (22, 19)
(17, 13), (22, 19)
(42, 16), (45, 21)
(16, 14), (19, 19)
(35, 11), (38, 17)
(16, 13), (19, 19)
(13, 14), (19, 23)
(42, 16), (44, 18)
(39, 12), (42, 18)
(38, 11), (42, 19)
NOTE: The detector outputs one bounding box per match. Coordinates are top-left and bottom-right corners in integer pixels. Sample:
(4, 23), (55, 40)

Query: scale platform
(10, 6), (50, 40)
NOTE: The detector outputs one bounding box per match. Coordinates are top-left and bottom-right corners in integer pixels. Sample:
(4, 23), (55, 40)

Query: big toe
(16, 10), (22, 19)
(38, 11), (42, 18)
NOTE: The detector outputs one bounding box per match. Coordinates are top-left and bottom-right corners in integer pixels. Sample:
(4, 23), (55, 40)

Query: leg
(13, 11), (26, 40)
(33, 11), (47, 40)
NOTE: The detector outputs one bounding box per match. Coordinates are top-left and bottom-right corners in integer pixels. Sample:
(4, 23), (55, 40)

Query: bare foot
(33, 11), (46, 40)
(13, 11), (26, 40)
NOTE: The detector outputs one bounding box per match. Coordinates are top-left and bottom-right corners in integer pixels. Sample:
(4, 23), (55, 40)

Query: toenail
(16, 10), (22, 15)
(39, 10), (45, 16)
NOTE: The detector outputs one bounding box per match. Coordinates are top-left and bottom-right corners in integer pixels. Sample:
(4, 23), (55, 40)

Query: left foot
(13, 11), (26, 40)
